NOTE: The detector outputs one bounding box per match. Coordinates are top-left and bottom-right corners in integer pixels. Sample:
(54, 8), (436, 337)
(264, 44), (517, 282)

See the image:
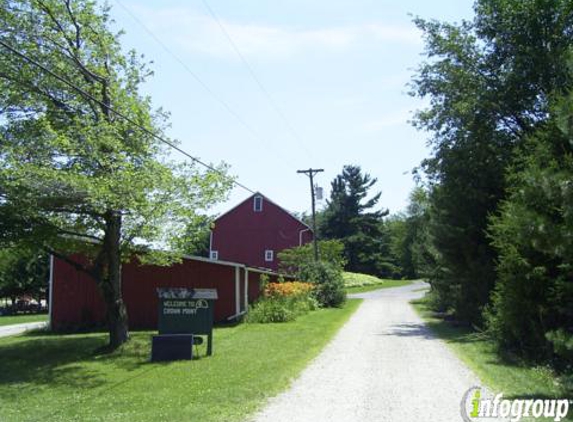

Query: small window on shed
(253, 195), (263, 212)
(265, 250), (274, 262)
(210, 250), (218, 260)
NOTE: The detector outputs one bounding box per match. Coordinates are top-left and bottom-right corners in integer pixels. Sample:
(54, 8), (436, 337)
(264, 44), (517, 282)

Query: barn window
(265, 250), (274, 262)
(210, 250), (218, 260)
(253, 195), (263, 212)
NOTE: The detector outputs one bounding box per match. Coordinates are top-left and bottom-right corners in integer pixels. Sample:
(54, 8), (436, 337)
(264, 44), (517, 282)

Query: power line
(0, 38), (256, 195)
(201, 0), (315, 161)
(113, 0), (298, 170)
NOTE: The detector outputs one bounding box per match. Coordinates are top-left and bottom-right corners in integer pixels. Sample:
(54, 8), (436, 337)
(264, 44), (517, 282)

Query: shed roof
(156, 288), (218, 300)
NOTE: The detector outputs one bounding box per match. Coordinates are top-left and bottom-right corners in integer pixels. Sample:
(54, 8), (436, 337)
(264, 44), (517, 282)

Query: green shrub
(246, 281), (318, 323)
(546, 330), (573, 362)
(246, 296), (318, 323)
(246, 297), (296, 323)
(299, 261), (346, 308)
(277, 240), (346, 275)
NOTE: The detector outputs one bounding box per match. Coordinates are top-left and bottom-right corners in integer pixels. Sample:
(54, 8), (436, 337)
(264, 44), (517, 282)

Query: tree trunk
(98, 210), (129, 349)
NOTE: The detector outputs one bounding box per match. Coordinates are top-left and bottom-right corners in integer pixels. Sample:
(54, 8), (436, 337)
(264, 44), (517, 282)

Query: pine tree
(320, 165), (392, 276)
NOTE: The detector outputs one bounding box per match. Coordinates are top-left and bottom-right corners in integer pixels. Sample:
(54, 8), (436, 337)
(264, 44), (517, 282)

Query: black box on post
(151, 334), (194, 362)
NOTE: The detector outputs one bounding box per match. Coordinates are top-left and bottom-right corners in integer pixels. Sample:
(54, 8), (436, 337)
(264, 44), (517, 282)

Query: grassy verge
(0, 314), (48, 327)
(343, 271), (387, 287)
(411, 295), (571, 404)
(0, 299), (361, 422)
(346, 279), (413, 294)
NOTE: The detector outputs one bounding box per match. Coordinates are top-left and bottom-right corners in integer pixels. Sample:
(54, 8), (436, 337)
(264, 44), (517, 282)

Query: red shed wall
(51, 257), (250, 331)
(51, 256), (106, 331)
(211, 195), (313, 271)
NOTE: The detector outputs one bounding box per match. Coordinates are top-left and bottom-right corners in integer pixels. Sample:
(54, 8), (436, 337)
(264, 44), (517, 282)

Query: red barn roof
(210, 193), (313, 271)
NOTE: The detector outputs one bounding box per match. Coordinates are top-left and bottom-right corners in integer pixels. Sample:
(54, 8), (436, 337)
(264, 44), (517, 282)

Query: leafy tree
(411, 0), (573, 324)
(487, 89), (573, 363)
(385, 216), (412, 278)
(172, 216), (213, 258)
(0, 1), (232, 348)
(387, 187), (434, 279)
(320, 165), (392, 277)
(0, 246), (49, 307)
(277, 239), (346, 275)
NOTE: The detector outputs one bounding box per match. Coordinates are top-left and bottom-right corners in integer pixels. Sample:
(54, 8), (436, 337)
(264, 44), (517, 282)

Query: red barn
(49, 255), (286, 331)
(209, 193), (313, 271)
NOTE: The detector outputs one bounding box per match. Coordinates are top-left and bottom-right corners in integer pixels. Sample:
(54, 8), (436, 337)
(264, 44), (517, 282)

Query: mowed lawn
(0, 300), (361, 422)
(0, 314), (48, 327)
(343, 271), (414, 293)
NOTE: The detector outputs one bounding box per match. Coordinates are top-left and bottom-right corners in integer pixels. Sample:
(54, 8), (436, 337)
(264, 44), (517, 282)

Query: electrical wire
(201, 0), (315, 161)
(113, 0), (299, 170)
(0, 38), (256, 194)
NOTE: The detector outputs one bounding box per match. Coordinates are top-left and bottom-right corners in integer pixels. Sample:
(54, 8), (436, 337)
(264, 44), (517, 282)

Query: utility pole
(297, 168), (324, 262)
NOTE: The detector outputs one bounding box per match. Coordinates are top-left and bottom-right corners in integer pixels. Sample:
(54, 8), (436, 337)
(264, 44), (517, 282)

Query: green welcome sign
(157, 288), (218, 356)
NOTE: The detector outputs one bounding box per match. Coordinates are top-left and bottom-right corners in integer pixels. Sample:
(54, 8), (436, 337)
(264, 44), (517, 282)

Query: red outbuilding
(49, 254), (284, 331)
(48, 192), (308, 331)
(209, 192), (313, 271)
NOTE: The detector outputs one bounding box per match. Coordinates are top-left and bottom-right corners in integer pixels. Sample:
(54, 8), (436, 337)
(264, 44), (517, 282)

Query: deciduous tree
(411, 0), (573, 323)
(0, 0), (232, 348)
(0, 246), (49, 307)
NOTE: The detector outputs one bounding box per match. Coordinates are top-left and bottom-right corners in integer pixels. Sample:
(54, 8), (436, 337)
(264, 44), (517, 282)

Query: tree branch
(64, 0), (81, 50)
(36, 0), (105, 85)
(56, 228), (103, 244)
(45, 247), (96, 279)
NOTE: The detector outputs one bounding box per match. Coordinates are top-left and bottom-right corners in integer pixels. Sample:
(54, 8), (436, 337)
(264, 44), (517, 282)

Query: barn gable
(209, 193), (313, 271)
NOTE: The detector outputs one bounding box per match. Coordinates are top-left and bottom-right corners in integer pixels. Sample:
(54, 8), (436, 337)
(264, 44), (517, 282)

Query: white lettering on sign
(163, 299), (210, 317)
(164, 300), (209, 309)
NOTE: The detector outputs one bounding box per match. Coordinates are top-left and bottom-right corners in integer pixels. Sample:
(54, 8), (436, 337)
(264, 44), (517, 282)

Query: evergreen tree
(320, 165), (392, 277)
(487, 88), (573, 363)
(411, 0), (573, 324)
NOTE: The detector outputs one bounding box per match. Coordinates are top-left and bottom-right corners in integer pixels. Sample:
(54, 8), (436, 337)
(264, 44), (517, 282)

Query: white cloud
(125, 5), (422, 61)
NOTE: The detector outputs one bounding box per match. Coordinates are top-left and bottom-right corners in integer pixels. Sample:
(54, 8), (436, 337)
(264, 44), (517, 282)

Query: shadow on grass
(0, 335), (109, 389)
(0, 331), (159, 390)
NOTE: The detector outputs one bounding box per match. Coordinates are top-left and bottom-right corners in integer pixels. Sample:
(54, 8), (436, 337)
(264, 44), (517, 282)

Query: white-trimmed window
(253, 195), (263, 212)
(265, 249), (274, 262)
(210, 250), (219, 260)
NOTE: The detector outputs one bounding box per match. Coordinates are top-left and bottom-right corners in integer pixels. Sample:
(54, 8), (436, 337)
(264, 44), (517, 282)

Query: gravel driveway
(0, 321), (47, 338)
(249, 281), (491, 422)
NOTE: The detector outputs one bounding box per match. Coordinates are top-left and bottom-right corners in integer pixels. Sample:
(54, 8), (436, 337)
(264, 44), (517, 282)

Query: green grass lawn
(346, 279), (413, 294)
(0, 300), (361, 422)
(0, 313), (48, 327)
(411, 295), (572, 409)
(343, 271), (415, 293)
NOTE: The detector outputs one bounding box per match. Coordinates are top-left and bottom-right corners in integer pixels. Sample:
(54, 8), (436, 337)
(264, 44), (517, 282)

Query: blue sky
(109, 0), (475, 216)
